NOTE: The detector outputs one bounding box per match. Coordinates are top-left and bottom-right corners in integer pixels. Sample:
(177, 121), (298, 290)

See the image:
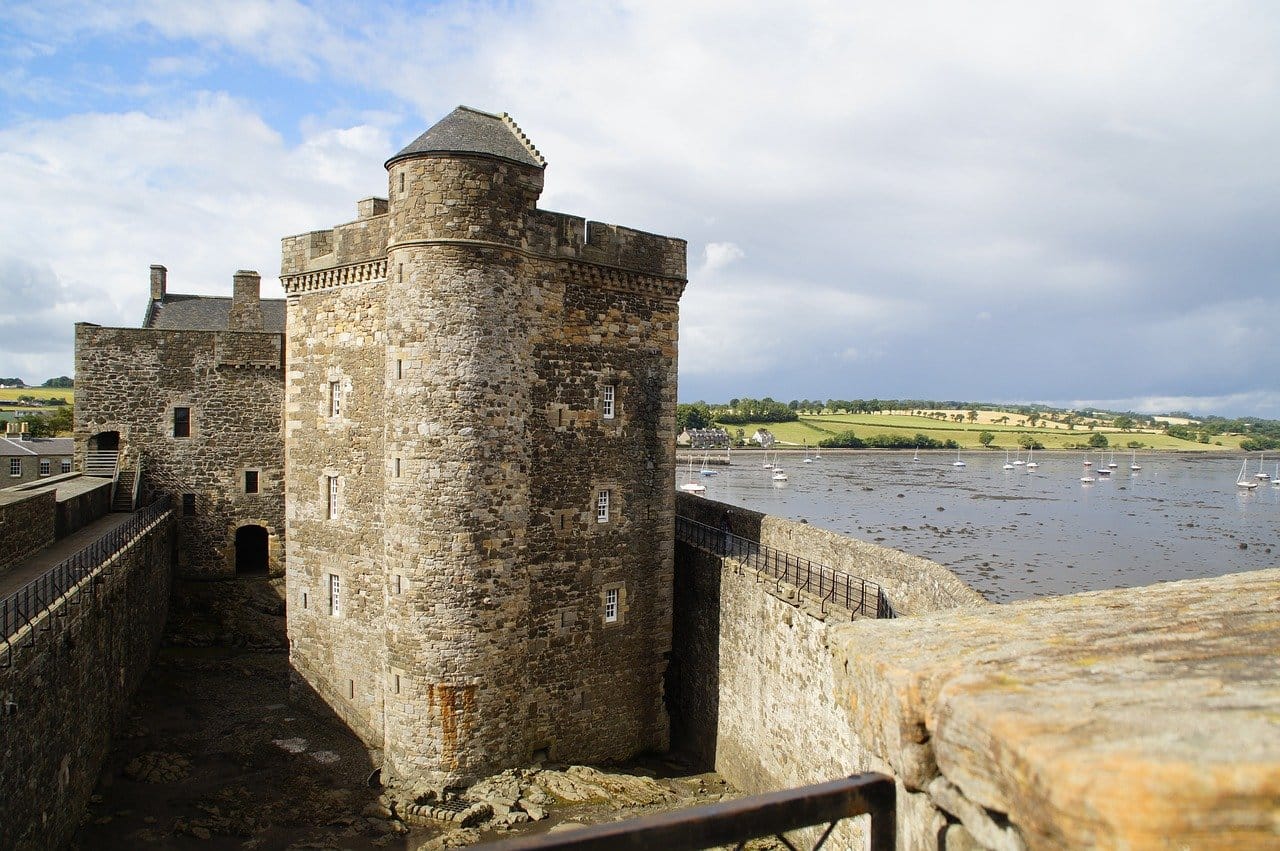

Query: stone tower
(282, 106), (686, 788)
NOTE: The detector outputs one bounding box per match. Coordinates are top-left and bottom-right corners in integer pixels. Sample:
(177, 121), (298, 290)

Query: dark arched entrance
(235, 525), (269, 575)
(88, 431), (119, 451)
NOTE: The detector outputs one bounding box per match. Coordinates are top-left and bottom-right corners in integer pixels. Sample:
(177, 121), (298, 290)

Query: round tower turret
(380, 107), (546, 786)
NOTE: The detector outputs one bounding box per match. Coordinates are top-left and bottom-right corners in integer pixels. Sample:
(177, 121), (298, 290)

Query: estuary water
(678, 450), (1279, 602)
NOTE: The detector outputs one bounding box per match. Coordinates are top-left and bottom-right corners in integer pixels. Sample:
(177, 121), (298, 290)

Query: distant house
(688, 427), (730, 449)
(1, 426), (74, 485)
(676, 428), (693, 446)
(751, 428), (775, 448)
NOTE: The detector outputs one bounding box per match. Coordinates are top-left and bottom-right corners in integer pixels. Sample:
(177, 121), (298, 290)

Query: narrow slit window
(329, 381), (342, 417)
(604, 587), (619, 623)
(173, 406), (191, 438)
(329, 574), (341, 617)
(393, 574), (402, 594)
(393, 457), (401, 478)
(302, 591), (309, 610)
(244, 470), (259, 493)
(602, 385), (615, 420)
(396, 359), (403, 380)
(327, 476), (339, 520)
(596, 489), (610, 523)
(399, 172), (405, 193)
(394, 674), (401, 694)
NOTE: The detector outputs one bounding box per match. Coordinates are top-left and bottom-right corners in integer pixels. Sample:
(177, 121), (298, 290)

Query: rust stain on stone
(426, 684), (477, 769)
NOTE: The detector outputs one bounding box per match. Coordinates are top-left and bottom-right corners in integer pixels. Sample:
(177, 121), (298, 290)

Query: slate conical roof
(385, 106), (546, 169)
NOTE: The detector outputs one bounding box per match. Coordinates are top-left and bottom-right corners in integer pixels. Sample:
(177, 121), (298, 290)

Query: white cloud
(700, 242), (743, 274)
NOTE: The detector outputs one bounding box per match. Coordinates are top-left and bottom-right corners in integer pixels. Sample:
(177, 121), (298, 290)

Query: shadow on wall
(667, 542), (721, 771)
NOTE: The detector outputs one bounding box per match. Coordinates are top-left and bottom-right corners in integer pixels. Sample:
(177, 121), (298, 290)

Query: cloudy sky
(2, 1), (1277, 418)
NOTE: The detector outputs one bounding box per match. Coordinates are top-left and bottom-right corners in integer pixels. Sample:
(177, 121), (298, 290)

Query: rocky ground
(72, 582), (747, 850)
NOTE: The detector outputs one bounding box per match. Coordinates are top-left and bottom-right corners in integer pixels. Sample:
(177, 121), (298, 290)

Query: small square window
(182, 493), (196, 516)
(244, 470), (259, 494)
(329, 574), (341, 617)
(327, 476), (339, 520)
(39, 459), (50, 476)
(329, 381), (342, 417)
(173, 407), (191, 438)
(60, 460), (71, 474)
(596, 489), (611, 524)
(602, 385), (615, 420)
(604, 587), (619, 623)
(8, 458), (19, 477)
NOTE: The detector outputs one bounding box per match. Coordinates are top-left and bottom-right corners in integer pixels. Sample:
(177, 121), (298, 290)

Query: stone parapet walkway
(833, 567), (1280, 849)
(0, 510), (137, 599)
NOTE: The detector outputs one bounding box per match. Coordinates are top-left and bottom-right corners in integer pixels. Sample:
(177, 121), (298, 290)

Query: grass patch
(716, 413), (1230, 452)
(0, 387), (74, 406)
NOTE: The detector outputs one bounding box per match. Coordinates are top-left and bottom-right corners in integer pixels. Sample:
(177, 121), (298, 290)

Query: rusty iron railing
(471, 773), (895, 851)
(676, 515), (897, 619)
(1, 496), (173, 653)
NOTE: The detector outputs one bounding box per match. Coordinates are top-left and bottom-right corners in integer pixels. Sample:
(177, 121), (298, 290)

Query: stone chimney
(150, 265), (167, 301)
(229, 270), (263, 331)
(357, 197), (389, 218)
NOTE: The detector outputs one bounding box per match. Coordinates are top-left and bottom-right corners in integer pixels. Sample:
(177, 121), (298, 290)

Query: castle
(74, 106), (687, 787)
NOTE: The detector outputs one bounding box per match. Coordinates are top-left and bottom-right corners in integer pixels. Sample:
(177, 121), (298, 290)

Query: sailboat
(1130, 449), (1141, 471)
(1107, 452), (1118, 469)
(1236, 459), (1258, 490)
(813, 444), (821, 461)
(1272, 462), (1279, 486)
(1002, 450), (1014, 470)
(1026, 446), (1038, 469)
(952, 450), (966, 467)
(1013, 448), (1025, 466)
(772, 452), (788, 481)
(1254, 453), (1270, 480)
(1080, 460), (1095, 483)
(699, 451), (718, 476)
(912, 446), (920, 462)
(803, 443), (813, 464)
(679, 456), (706, 494)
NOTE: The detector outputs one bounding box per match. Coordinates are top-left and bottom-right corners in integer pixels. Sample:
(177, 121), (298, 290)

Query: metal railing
(1, 496), (173, 648)
(472, 773), (895, 851)
(677, 515), (897, 619)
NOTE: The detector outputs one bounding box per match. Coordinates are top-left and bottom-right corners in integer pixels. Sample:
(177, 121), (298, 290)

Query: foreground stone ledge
(832, 568), (1280, 849)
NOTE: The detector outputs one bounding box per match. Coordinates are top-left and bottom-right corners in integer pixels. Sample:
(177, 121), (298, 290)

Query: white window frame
(604, 587), (619, 623)
(39, 459), (50, 476)
(329, 381), (342, 417)
(602, 384), (615, 420)
(9, 457), (21, 477)
(329, 574), (341, 617)
(60, 460), (71, 474)
(596, 489), (610, 524)
(327, 476), (339, 520)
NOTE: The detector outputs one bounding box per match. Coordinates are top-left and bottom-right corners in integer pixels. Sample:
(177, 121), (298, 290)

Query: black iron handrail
(677, 515), (897, 619)
(471, 773), (895, 851)
(1, 497), (173, 644)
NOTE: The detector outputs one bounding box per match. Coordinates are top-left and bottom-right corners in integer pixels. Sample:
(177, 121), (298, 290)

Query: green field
(0, 387), (74, 409)
(716, 413), (1234, 452)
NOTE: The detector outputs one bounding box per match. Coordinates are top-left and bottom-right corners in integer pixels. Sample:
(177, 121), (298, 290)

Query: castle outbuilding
(281, 107), (687, 787)
(74, 266), (285, 577)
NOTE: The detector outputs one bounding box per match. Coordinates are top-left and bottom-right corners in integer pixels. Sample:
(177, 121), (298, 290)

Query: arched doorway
(88, 431), (119, 451)
(235, 525), (269, 575)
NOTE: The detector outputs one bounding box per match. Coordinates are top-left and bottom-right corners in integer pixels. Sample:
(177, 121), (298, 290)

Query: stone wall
(75, 323), (284, 579)
(56, 478), (112, 538)
(284, 278), (388, 746)
(0, 508), (175, 851)
(0, 489), (56, 572)
(677, 492), (985, 614)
